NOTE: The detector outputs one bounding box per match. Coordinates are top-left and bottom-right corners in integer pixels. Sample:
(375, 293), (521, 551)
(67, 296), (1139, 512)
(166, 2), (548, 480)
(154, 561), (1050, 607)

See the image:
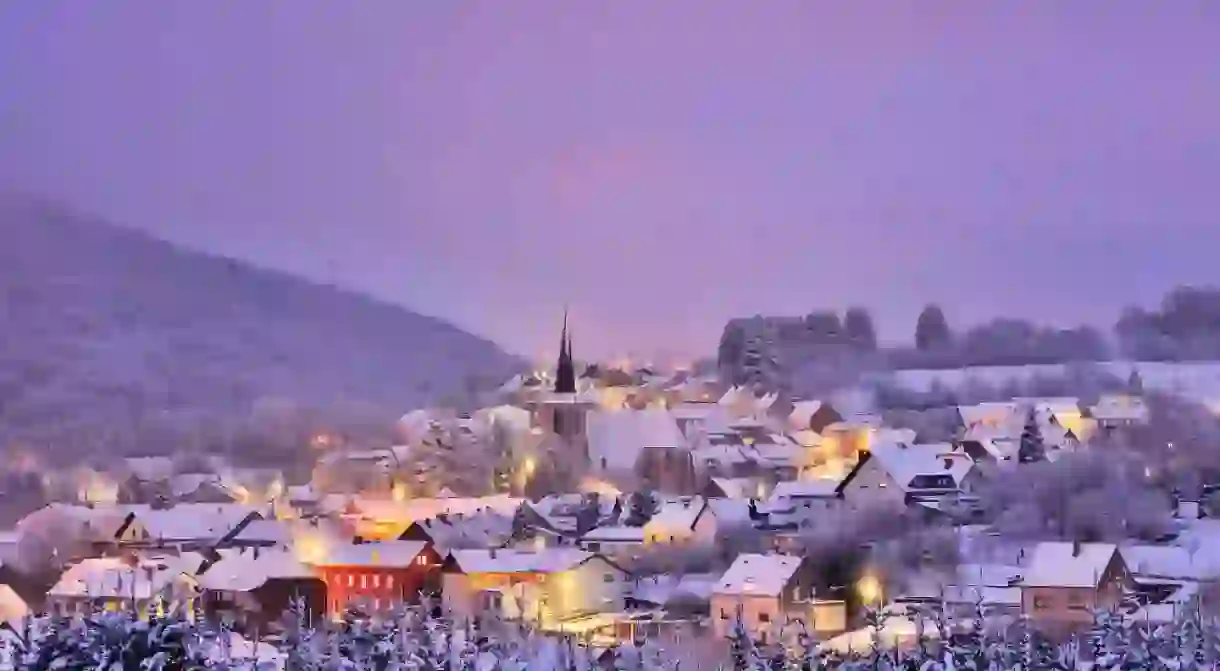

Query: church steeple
(555, 308), (577, 394)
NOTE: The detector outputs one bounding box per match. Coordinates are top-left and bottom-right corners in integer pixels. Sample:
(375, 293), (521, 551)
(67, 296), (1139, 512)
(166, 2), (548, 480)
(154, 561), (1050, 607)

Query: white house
(838, 443), (977, 509)
(710, 554), (844, 642)
(442, 548), (630, 626)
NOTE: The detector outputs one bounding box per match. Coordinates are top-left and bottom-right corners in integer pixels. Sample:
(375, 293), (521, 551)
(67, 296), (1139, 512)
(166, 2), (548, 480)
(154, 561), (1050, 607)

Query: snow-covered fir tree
(1017, 407), (1047, 463)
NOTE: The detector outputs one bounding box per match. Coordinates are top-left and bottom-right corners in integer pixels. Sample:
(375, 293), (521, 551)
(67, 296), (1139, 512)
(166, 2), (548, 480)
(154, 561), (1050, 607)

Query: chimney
(1178, 500), (1201, 520)
(489, 548), (497, 559)
(1072, 540), (1082, 557)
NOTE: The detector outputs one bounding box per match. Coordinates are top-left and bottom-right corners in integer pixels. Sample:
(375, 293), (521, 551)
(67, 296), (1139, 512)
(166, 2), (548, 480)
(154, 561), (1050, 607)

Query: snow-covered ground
(871, 361), (1220, 408)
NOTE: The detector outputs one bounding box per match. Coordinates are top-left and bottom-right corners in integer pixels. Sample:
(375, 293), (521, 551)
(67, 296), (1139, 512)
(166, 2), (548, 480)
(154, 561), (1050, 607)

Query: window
(373, 575), (380, 588)
(878, 482), (887, 488)
(1033, 596), (1050, 610)
(362, 575), (368, 589)
(387, 575), (394, 589)
(759, 612), (771, 623)
(347, 575), (354, 588)
(1067, 593), (1089, 611)
(603, 573), (615, 583)
(416, 555), (428, 566)
(720, 609), (728, 620)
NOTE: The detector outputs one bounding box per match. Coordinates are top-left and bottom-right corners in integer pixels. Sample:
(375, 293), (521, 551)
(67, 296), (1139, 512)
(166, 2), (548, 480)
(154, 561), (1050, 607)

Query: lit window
(416, 555), (427, 566)
(347, 575), (353, 587)
(373, 575), (380, 588)
(602, 573), (615, 583)
(361, 575), (367, 588)
(387, 575), (394, 588)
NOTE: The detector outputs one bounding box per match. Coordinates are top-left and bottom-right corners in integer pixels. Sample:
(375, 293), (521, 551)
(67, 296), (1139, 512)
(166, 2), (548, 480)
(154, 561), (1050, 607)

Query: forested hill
(0, 195), (522, 463)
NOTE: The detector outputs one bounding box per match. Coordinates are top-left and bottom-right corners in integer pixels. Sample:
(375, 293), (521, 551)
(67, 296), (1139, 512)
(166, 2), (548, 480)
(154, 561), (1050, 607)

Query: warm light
(295, 532), (329, 565)
(523, 457), (537, 476)
(311, 433), (333, 450)
(1144, 467), (1154, 479)
(857, 574), (883, 604)
(392, 482), (408, 502)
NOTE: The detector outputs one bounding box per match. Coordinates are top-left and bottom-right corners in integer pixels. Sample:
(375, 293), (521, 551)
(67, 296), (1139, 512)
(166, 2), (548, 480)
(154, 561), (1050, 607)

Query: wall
(840, 460), (905, 509)
(542, 557), (629, 620)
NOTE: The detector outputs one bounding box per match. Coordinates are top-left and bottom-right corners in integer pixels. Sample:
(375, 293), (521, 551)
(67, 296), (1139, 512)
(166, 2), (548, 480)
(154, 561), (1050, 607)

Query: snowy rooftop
(865, 443), (975, 491)
(714, 553), (802, 597)
(1023, 542), (1118, 588)
(646, 498), (708, 533)
(349, 495), (522, 524)
(586, 409), (686, 472)
(769, 479), (841, 501)
(447, 548), (599, 575)
(196, 548), (315, 592)
(321, 541), (430, 567)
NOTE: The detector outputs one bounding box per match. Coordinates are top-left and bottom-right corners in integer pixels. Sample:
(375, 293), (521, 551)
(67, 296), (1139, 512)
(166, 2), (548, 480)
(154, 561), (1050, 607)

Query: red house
(314, 541), (443, 616)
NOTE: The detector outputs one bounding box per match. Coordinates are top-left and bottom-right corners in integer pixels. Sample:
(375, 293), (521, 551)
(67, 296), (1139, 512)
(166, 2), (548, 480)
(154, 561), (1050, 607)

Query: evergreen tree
(843, 308), (878, 351)
(915, 305), (952, 351)
(1017, 407), (1047, 464)
(624, 490), (660, 527)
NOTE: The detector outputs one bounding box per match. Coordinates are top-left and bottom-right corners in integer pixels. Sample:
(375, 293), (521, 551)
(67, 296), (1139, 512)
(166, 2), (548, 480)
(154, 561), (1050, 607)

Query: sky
(2, 3), (1219, 362)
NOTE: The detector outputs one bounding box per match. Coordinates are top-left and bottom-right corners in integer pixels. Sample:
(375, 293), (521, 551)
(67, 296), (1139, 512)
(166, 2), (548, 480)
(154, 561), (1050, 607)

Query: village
(0, 314), (1206, 668)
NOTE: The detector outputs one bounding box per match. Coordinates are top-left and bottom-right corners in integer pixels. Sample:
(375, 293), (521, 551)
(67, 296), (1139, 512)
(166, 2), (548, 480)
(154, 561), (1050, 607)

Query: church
(528, 310), (597, 460)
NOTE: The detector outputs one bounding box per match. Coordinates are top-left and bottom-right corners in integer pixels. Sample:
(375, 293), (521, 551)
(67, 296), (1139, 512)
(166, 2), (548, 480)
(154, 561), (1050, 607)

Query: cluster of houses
(0, 322), (1192, 653)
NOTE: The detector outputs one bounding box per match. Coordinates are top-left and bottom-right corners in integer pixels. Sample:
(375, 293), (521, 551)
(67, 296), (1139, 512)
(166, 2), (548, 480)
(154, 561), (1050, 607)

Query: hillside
(0, 196), (522, 464)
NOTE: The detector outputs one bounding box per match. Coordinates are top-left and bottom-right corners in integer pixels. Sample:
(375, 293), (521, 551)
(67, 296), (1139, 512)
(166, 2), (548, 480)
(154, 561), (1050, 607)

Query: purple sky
(2, 3), (1219, 361)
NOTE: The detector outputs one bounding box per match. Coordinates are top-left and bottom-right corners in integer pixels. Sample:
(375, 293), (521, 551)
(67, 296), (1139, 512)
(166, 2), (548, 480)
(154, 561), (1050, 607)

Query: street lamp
(857, 573), (883, 606)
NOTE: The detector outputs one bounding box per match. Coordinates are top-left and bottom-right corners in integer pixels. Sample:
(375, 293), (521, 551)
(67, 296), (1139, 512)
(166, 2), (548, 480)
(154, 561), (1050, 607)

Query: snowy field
(870, 361), (1220, 407)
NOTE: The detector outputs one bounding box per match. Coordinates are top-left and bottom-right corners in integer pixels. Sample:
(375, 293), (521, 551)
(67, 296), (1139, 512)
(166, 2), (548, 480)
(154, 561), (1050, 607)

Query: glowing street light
(857, 573), (883, 605)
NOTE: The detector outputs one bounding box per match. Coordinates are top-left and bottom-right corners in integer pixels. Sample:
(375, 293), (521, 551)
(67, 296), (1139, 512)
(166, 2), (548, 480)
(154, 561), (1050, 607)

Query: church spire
(555, 307), (577, 394)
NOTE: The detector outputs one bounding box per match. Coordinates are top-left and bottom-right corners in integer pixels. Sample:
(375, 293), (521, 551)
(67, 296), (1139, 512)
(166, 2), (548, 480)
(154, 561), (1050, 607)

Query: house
(442, 548), (630, 626)
(1021, 541), (1133, 634)
(111, 503), (265, 549)
(838, 443), (977, 509)
(957, 403), (1020, 433)
(585, 409), (694, 492)
(310, 541), (443, 616)
(577, 526), (646, 558)
(397, 510), (513, 551)
(1089, 394), (1150, 430)
(643, 497), (717, 546)
(762, 479), (843, 529)
(710, 554), (844, 642)
(196, 548), (325, 631)
(47, 554), (202, 616)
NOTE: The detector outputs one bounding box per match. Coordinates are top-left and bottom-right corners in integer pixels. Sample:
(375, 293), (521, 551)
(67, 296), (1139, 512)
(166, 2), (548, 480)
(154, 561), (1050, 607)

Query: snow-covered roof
(1090, 394), (1150, 423)
(1023, 542), (1119, 588)
(714, 554), (802, 597)
(957, 402), (1020, 428)
(645, 498), (709, 533)
(410, 510), (513, 549)
(580, 526), (646, 543)
(1121, 544), (1220, 581)
(349, 495), (522, 524)
(586, 409), (686, 472)
(229, 519), (292, 545)
(124, 456), (175, 482)
(769, 479), (841, 502)
(197, 548), (315, 592)
(864, 443), (975, 491)
(321, 541), (430, 567)
(49, 555), (199, 600)
(118, 503), (263, 541)
(446, 548), (605, 575)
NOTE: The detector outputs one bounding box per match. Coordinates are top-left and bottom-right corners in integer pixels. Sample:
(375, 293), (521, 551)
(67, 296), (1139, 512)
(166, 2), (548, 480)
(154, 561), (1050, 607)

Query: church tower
(554, 309), (577, 394)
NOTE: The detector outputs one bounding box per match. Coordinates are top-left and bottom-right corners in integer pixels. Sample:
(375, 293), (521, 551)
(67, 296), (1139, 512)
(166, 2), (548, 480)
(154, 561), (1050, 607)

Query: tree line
(719, 286), (1220, 387)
